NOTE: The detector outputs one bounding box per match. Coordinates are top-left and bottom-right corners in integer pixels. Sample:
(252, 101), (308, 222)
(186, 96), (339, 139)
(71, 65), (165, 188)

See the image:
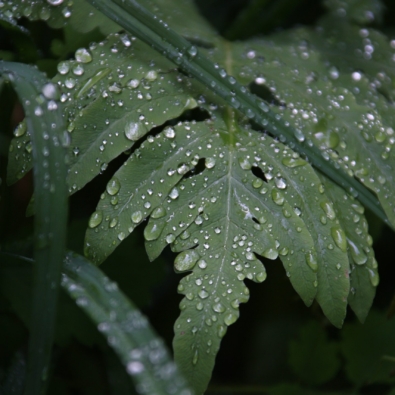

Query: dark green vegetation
(1, 0), (395, 394)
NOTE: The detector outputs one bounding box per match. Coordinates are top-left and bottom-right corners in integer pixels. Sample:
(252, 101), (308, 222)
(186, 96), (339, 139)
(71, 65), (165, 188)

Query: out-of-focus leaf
(289, 321), (341, 385)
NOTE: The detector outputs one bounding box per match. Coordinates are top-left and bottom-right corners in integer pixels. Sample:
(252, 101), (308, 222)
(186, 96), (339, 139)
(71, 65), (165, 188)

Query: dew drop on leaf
(305, 251), (318, 272)
(331, 226), (347, 252)
(151, 206), (166, 219)
(320, 201), (336, 220)
(106, 178), (121, 195)
(89, 210), (103, 228)
(124, 122), (146, 141)
(144, 222), (163, 241)
(347, 239), (368, 265)
(174, 250), (200, 272)
(131, 211), (143, 224)
(75, 48), (92, 63)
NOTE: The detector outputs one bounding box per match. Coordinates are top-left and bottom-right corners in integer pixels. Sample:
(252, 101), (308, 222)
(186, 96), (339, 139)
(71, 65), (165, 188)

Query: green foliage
(1, 0), (395, 394)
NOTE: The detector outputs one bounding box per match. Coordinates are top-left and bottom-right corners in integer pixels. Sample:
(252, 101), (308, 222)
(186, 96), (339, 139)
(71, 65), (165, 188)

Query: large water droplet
(331, 226), (347, 252)
(320, 201), (336, 220)
(305, 251), (318, 272)
(271, 189), (284, 206)
(144, 221), (163, 241)
(282, 157), (307, 168)
(262, 248), (278, 260)
(174, 250), (200, 272)
(106, 178), (121, 195)
(347, 239), (368, 265)
(212, 303), (225, 313)
(368, 268), (379, 287)
(124, 122), (146, 141)
(131, 211), (143, 224)
(89, 210), (103, 228)
(75, 48), (92, 63)
(151, 207), (166, 219)
(224, 312), (237, 326)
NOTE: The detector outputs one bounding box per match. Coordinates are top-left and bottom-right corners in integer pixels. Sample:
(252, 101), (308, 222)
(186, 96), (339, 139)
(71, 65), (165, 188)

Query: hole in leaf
(252, 217), (260, 224)
(183, 158), (206, 179)
(249, 81), (283, 107)
(251, 166), (267, 183)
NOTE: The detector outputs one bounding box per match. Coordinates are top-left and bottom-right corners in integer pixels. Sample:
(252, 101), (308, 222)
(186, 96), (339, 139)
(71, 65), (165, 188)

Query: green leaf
(8, 33), (197, 195)
(341, 310), (395, 385)
(0, 62), (68, 395)
(288, 321), (341, 385)
(319, 175), (377, 322)
(61, 251), (192, 395)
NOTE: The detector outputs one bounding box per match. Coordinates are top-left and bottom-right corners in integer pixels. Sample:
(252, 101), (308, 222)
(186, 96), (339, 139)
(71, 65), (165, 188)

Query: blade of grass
(86, 0), (391, 229)
(0, 62), (68, 395)
(0, 251), (192, 395)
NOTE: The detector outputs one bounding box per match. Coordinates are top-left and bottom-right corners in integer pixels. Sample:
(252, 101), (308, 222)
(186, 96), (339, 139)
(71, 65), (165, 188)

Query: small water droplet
(151, 206), (166, 218)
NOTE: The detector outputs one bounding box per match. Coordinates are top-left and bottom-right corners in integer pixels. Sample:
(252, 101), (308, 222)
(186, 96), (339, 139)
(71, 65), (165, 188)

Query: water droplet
(145, 70), (158, 81)
(224, 312), (237, 326)
(255, 271), (267, 282)
(57, 61), (70, 75)
(188, 46), (198, 57)
(238, 157), (252, 170)
(305, 251), (318, 272)
(127, 79), (140, 89)
(192, 350), (199, 365)
(205, 157), (216, 169)
(199, 289), (209, 299)
(14, 122), (27, 137)
(282, 157), (307, 168)
(262, 248), (278, 260)
(151, 207), (166, 219)
(198, 259), (207, 269)
(89, 210), (103, 228)
(75, 48), (92, 63)
(42, 82), (59, 100)
(131, 210), (143, 224)
(275, 177), (287, 189)
(109, 217), (118, 228)
(118, 232), (125, 241)
(347, 239), (368, 265)
(124, 122), (146, 141)
(127, 361), (144, 375)
(212, 303), (225, 313)
(271, 189), (284, 206)
(320, 201), (336, 220)
(144, 221), (163, 241)
(368, 269), (379, 287)
(174, 250), (200, 272)
(164, 127), (176, 139)
(169, 188), (179, 199)
(106, 178), (121, 195)
(331, 226), (347, 252)
(46, 0), (64, 5)
(217, 325), (227, 338)
(166, 234), (175, 243)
